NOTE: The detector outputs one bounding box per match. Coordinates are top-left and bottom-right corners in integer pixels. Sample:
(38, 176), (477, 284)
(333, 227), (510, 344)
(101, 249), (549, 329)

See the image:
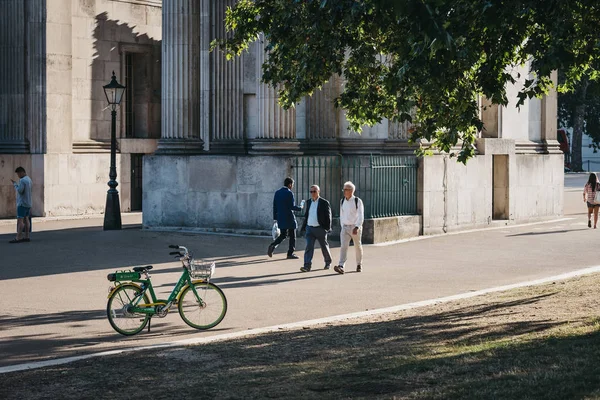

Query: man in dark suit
(299, 184), (333, 272)
(268, 177), (304, 259)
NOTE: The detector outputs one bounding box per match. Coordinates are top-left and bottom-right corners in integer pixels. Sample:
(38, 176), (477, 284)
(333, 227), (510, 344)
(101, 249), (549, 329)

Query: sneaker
(356, 265), (362, 272)
(8, 239), (23, 244)
(324, 263), (331, 270)
(286, 254), (299, 259)
(589, 220), (592, 228)
(334, 265), (345, 275)
(300, 266), (311, 272)
(267, 244), (275, 258)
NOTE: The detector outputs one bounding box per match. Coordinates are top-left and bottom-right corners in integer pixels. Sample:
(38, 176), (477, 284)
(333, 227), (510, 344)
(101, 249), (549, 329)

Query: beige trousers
(338, 225), (363, 267)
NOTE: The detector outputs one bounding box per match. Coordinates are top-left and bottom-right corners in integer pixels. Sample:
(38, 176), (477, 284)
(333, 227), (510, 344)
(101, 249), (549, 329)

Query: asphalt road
(0, 187), (593, 369)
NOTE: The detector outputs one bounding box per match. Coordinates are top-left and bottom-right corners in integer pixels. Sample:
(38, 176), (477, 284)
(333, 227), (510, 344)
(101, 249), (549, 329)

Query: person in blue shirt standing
(268, 177), (304, 259)
(10, 166), (33, 243)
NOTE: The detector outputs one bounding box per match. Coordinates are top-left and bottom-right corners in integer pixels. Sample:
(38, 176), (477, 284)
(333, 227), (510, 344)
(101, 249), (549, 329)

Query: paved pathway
(0, 194), (593, 369)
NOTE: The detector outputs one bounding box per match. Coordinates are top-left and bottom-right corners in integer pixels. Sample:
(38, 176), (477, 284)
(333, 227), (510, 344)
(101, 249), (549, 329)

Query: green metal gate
(291, 155), (418, 218)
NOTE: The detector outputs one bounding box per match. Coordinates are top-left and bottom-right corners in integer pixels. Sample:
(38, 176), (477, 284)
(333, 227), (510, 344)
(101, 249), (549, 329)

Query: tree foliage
(558, 72), (600, 171)
(215, 0), (600, 163)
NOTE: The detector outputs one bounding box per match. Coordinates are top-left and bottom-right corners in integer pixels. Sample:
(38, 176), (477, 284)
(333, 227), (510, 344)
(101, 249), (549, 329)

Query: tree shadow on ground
(5, 292), (598, 400)
(0, 224), (335, 280)
(0, 308), (234, 368)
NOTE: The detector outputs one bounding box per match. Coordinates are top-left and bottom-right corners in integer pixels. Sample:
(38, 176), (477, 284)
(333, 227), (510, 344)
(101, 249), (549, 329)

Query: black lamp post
(102, 71), (126, 230)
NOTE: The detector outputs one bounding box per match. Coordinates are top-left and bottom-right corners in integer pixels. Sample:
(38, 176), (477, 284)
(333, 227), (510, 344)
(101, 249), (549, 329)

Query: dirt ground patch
(3, 273), (600, 400)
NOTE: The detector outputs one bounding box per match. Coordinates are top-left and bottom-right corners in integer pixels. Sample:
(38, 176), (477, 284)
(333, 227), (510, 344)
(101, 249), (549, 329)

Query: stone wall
(420, 155), (491, 234)
(420, 150), (564, 235)
(143, 155), (292, 232)
(512, 154), (564, 220)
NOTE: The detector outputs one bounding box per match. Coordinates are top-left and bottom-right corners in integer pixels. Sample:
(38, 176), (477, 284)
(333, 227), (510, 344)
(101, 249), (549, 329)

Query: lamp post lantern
(102, 71), (126, 230)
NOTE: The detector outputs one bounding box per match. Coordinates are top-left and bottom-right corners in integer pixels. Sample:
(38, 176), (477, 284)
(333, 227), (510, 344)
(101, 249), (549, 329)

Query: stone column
(0, 0), (28, 153)
(541, 71), (558, 142)
(157, 0), (204, 154)
(306, 76), (339, 139)
(248, 37), (300, 154)
(480, 96), (500, 138)
(209, 0), (245, 153)
(256, 38), (296, 140)
(26, 0), (46, 154)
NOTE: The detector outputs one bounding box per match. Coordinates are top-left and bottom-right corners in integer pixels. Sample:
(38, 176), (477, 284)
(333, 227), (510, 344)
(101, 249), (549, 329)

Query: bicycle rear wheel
(178, 282), (227, 330)
(107, 284), (150, 336)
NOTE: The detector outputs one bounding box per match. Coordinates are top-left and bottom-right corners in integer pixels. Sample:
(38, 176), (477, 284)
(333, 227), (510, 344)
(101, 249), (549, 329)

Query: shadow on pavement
(506, 228), (588, 237)
(0, 225), (331, 280)
(0, 308), (235, 368)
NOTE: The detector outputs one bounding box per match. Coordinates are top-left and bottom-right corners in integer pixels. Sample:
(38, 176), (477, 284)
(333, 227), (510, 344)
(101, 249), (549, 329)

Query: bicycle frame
(108, 268), (206, 315)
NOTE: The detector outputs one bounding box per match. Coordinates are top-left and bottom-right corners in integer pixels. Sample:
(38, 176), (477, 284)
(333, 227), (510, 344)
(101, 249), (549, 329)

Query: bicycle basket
(189, 260), (215, 279)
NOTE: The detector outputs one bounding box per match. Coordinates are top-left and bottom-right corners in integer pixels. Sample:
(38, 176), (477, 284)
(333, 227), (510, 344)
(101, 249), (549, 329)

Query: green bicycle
(106, 245), (227, 336)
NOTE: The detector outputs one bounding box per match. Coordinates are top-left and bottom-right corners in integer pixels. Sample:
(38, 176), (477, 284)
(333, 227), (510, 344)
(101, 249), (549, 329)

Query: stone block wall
(143, 155), (293, 232)
(419, 151), (564, 235)
(512, 154), (564, 220)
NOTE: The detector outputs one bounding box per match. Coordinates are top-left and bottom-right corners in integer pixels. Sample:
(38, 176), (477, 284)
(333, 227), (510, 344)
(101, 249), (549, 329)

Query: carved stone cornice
(0, 141), (30, 154)
(209, 140), (248, 155)
(72, 140), (112, 153)
(155, 139), (204, 155)
(515, 140), (562, 155)
(247, 139), (302, 155)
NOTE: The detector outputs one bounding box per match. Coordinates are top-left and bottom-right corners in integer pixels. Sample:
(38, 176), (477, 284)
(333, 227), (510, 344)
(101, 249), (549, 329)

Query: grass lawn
(3, 274), (600, 399)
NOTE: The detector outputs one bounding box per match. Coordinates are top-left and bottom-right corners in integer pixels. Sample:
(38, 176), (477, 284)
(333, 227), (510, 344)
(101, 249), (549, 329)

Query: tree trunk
(571, 77), (589, 172)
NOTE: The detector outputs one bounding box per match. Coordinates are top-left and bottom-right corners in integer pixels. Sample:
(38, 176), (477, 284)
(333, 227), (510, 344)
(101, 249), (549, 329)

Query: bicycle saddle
(133, 265), (153, 272)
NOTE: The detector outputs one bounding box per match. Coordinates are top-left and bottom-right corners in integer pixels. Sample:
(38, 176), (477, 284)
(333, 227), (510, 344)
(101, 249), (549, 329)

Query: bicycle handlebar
(168, 245), (190, 260)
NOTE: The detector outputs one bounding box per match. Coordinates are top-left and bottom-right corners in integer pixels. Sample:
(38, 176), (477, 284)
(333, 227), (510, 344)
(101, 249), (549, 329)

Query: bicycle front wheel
(107, 284), (150, 336)
(178, 282), (227, 330)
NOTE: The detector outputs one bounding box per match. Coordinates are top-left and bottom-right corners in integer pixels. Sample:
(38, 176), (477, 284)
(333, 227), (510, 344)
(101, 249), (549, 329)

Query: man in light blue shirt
(10, 166), (32, 243)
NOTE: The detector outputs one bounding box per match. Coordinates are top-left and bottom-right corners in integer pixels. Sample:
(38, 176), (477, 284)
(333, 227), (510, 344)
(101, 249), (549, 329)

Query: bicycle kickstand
(147, 317), (152, 333)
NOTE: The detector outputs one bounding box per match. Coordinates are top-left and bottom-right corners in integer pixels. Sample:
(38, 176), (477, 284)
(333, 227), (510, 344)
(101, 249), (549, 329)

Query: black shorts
(587, 202), (599, 208)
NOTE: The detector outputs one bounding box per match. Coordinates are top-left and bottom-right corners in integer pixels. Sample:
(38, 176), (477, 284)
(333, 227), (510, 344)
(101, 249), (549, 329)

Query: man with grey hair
(334, 181), (364, 274)
(299, 184), (333, 272)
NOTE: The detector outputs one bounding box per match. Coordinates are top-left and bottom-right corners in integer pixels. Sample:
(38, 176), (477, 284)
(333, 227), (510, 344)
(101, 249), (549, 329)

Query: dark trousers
(270, 228), (296, 255)
(304, 226), (332, 268)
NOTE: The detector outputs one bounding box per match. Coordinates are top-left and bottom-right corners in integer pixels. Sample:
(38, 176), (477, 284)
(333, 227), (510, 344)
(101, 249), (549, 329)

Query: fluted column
(256, 38), (296, 140)
(306, 76), (339, 139)
(157, 0), (204, 154)
(209, 0), (244, 151)
(26, 0), (46, 154)
(0, 0), (28, 153)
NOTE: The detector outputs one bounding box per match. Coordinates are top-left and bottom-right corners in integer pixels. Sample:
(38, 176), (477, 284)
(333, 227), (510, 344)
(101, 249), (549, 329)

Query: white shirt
(307, 198), (320, 227)
(340, 195), (364, 227)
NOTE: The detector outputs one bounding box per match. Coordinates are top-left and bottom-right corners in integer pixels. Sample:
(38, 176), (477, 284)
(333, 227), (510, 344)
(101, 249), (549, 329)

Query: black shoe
(334, 265), (345, 275)
(268, 244), (275, 258)
(300, 266), (311, 272)
(324, 263), (331, 270)
(287, 254), (299, 259)
(356, 265), (362, 272)
(589, 220), (592, 228)
(8, 239), (23, 244)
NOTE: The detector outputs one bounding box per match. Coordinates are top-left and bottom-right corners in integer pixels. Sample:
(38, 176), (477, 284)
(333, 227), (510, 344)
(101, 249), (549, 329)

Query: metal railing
(292, 155), (418, 218)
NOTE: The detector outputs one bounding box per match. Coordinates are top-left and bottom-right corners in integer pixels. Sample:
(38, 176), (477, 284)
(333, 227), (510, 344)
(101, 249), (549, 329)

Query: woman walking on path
(583, 173), (600, 228)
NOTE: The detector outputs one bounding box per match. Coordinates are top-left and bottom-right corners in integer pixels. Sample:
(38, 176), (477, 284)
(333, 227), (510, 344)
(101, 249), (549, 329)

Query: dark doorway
(131, 154), (143, 211)
(492, 155), (509, 220)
